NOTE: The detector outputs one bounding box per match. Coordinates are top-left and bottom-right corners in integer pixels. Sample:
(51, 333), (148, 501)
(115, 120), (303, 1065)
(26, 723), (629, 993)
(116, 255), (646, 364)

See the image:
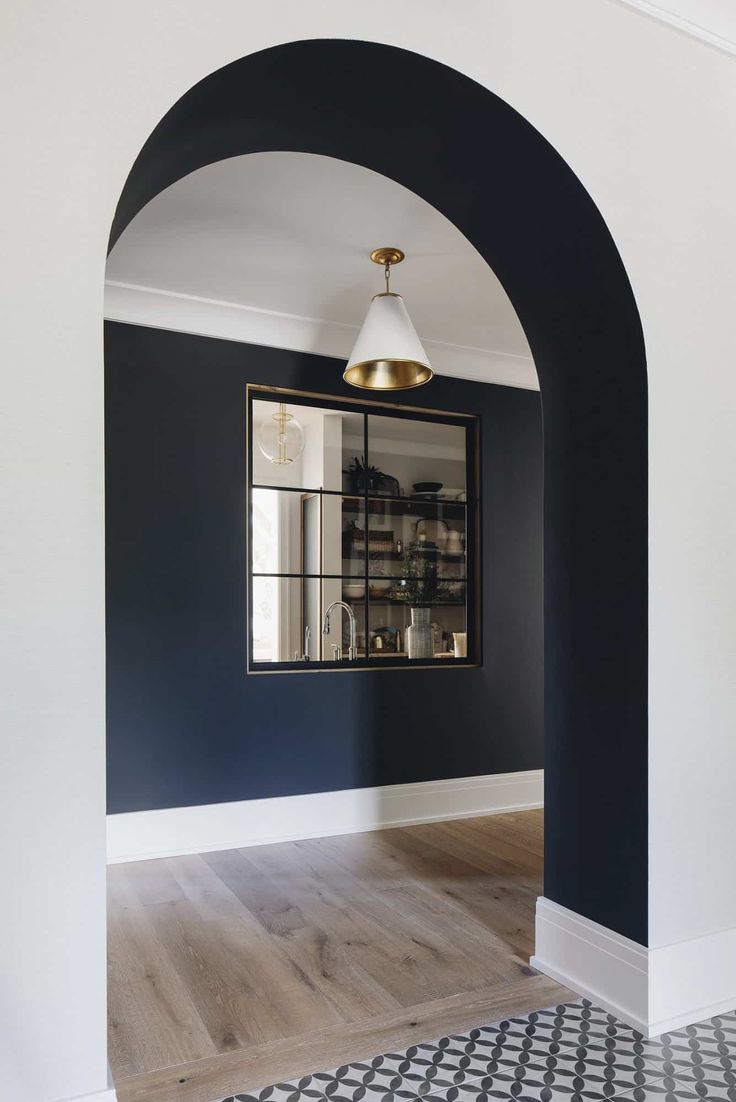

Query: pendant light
(257, 402), (305, 465)
(343, 248), (433, 391)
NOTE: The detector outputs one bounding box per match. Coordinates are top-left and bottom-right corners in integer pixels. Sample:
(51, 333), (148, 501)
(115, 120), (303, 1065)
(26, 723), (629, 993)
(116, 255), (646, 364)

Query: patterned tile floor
(220, 1000), (736, 1102)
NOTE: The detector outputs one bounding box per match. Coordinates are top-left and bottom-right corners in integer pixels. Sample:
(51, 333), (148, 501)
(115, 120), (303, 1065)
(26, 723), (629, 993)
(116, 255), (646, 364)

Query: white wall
(2, 1), (736, 1096)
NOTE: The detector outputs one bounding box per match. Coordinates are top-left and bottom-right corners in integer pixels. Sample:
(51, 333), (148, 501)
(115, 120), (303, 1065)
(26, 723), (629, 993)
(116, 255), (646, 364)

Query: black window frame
(246, 383), (481, 674)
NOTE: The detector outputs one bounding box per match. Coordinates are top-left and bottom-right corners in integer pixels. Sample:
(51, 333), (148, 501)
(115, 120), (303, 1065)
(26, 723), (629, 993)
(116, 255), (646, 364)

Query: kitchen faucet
(322, 601), (358, 660)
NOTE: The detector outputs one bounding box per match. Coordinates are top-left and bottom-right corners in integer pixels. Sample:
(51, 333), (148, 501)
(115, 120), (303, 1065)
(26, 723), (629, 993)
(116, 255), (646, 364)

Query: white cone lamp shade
(344, 292), (434, 390)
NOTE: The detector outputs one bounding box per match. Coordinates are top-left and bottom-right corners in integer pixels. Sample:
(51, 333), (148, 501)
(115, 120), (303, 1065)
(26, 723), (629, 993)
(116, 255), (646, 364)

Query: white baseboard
(60, 1082), (116, 1102)
(649, 921), (736, 1036)
(531, 897), (736, 1039)
(531, 896), (650, 1034)
(107, 769), (543, 864)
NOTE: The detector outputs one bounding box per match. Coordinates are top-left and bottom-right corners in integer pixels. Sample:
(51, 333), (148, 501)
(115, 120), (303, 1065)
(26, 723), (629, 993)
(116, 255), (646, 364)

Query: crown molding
(104, 281), (540, 392)
(614, 0), (736, 57)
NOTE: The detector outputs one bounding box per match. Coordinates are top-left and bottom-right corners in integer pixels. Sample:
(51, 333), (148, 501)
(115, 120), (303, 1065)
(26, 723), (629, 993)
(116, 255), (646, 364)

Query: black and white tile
(222, 1001), (736, 1102)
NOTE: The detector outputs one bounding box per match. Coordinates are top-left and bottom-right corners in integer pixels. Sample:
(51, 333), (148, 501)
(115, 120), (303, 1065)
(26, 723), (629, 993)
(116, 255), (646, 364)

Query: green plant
(391, 550), (450, 606)
(343, 456), (383, 490)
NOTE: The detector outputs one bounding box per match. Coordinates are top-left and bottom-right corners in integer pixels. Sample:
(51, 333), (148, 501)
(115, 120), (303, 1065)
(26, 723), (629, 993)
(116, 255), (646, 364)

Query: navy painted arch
(110, 38), (648, 944)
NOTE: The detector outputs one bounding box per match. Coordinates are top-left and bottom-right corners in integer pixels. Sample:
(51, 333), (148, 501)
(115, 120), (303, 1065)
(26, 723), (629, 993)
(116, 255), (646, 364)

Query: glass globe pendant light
(257, 402), (305, 465)
(343, 248), (434, 390)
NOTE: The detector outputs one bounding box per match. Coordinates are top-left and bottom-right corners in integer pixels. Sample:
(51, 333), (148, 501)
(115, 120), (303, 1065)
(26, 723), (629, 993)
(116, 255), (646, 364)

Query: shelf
(342, 496), (467, 516)
(364, 651), (456, 659)
(347, 598), (466, 607)
(345, 550), (465, 561)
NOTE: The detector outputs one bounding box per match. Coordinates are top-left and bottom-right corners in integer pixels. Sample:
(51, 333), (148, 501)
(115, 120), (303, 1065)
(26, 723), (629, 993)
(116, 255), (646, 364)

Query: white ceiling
(106, 152), (538, 390)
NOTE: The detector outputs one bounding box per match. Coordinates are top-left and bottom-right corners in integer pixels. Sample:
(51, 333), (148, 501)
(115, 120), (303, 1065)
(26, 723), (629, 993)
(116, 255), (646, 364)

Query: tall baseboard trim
(59, 1079), (116, 1102)
(531, 897), (736, 1038)
(107, 769), (543, 864)
(530, 897), (649, 1034)
(648, 921), (736, 1036)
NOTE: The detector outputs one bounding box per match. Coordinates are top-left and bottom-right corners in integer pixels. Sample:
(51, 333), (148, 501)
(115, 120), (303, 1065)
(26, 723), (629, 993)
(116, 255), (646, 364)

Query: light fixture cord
(385, 262), (391, 293)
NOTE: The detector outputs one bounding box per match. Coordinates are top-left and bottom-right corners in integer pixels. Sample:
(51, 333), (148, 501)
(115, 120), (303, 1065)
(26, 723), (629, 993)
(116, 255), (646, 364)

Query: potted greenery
(343, 456), (382, 495)
(391, 548), (450, 659)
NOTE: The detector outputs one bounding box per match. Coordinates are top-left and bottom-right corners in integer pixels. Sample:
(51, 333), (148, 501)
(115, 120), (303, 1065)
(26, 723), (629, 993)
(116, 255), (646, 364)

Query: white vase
(407, 606), (433, 659)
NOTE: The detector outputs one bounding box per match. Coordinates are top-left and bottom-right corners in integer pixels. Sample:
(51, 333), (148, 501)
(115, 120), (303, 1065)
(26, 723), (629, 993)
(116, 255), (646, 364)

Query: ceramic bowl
(343, 582), (365, 600)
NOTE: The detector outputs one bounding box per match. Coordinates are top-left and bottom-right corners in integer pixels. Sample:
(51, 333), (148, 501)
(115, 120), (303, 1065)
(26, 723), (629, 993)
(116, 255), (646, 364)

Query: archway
(110, 38), (647, 945)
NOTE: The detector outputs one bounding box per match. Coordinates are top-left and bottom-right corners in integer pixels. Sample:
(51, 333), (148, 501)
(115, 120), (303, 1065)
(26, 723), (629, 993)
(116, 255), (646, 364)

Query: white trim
(614, 0), (736, 57)
(103, 281), (540, 392)
(531, 897), (736, 1038)
(531, 897), (649, 1034)
(58, 1081), (117, 1102)
(107, 769), (543, 864)
(649, 922), (736, 1036)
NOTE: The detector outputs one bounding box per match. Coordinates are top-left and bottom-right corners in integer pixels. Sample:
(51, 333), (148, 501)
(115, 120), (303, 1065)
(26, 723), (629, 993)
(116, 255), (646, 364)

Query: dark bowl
(413, 481), (443, 494)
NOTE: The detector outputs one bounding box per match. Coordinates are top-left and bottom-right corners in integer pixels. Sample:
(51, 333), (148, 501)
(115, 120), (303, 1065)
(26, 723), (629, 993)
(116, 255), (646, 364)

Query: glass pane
(368, 580), (468, 661)
(252, 398), (362, 492)
(366, 413), (467, 501)
(251, 576), (320, 664)
(334, 496), (366, 578)
(251, 488), (319, 576)
(361, 495), (467, 579)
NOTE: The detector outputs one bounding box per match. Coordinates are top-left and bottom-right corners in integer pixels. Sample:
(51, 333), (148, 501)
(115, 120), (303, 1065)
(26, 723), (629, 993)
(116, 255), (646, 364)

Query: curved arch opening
(107, 36), (647, 964)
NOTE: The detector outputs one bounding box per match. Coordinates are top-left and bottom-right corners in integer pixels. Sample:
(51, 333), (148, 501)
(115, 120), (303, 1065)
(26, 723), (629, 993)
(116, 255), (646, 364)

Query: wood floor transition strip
(114, 974), (573, 1102)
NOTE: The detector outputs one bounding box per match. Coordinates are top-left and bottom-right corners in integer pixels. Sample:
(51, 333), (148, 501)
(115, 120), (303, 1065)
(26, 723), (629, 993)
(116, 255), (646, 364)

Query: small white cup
(453, 632), (467, 658)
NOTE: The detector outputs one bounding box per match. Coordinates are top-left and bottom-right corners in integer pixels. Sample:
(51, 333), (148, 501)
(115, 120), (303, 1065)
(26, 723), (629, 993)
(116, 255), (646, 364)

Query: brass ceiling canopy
(369, 246), (405, 267)
(343, 247), (434, 391)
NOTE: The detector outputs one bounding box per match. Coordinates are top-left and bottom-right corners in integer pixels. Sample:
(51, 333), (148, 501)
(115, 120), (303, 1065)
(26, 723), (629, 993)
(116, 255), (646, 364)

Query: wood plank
(303, 832), (522, 987)
(195, 848), (397, 1023)
(240, 840), (432, 1009)
(382, 826), (539, 957)
(115, 975), (573, 1102)
(109, 811), (555, 1101)
(318, 828), (534, 976)
(107, 870), (217, 1077)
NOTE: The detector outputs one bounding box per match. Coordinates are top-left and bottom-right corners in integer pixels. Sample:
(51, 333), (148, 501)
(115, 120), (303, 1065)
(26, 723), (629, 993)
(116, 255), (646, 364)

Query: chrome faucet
(322, 600), (357, 661)
(303, 624), (311, 662)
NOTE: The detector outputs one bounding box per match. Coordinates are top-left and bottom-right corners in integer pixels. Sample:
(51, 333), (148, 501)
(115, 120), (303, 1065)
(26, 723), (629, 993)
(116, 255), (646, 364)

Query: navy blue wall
(105, 321), (543, 815)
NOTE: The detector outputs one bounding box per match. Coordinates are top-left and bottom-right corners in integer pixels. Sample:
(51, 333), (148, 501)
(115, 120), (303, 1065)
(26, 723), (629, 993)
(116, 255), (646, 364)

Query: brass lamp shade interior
(343, 358), (434, 390)
(344, 248), (433, 391)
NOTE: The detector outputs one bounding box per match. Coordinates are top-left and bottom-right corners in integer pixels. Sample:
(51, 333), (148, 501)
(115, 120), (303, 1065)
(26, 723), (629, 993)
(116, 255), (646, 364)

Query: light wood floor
(108, 810), (571, 1102)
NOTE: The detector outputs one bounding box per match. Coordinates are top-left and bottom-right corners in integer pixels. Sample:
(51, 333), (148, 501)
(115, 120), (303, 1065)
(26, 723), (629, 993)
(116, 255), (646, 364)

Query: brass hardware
(369, 247), (405, 267)
(247, 382), (472, 419)
(273, 402), (293, 465)
(247, 382), (470, 419)
(370, 247), (404, 294)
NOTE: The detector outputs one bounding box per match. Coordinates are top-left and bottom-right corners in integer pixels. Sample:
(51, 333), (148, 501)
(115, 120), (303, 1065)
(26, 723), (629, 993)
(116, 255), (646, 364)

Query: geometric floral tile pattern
(642, 1014), (736, 1078)
(221, 1001), (736, 1102)
(408, 1046), (662, 1102)
(615, 1060), (736, 1101)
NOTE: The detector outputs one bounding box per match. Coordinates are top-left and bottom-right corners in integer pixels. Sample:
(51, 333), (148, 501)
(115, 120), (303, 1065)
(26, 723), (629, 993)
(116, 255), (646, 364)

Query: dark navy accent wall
(105, 321), (543, 817)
